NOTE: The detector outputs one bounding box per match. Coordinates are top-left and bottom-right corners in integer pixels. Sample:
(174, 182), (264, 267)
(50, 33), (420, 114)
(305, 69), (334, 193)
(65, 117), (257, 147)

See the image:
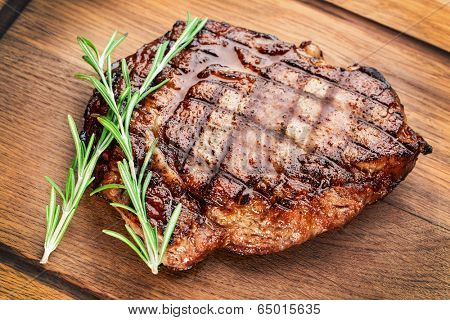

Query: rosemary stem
(41, 193), (78, 263)
(40, 208), (69, 263)
(40, 149), (104, 264)
(126, 155), (157, 272)
(148, 262), (158, 275)
(40, 247), (52, 264)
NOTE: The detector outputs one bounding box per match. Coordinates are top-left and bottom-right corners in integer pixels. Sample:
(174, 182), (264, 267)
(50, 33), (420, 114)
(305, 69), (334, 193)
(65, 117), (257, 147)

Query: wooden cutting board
(0, 0), (448, 299)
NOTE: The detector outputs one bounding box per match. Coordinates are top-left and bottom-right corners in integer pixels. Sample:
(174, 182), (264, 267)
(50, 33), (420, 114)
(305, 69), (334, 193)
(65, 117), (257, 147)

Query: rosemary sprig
(41, 15), (207, 271)
(40, 31), (126, 263)
(92, 16), (208, 274)
(41, 119), (112, 264)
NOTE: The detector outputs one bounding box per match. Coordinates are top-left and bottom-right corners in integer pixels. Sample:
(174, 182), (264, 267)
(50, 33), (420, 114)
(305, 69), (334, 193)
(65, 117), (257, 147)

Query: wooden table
(0, 0), (448, 299)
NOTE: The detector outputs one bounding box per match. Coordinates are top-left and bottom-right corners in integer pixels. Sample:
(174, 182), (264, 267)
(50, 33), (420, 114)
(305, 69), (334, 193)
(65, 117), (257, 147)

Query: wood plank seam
(323, 0), (450, 51)
(0, 0), (32, 38)
(0, 243), (102, 299)
(0, 262), (73, 299)
(381, 199), (450, 232)
(309, 0), (449, 57)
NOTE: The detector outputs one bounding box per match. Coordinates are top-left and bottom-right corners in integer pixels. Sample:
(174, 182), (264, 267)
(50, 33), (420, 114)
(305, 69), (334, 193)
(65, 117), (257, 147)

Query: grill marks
(230, 43), (411, 164)
(161, 76), (350, 207)
(206, 21), (398, 109)
(235, 44), (404, 137)
(133, 20), (414, 210)
(164, 99), (211, 152)
(181, 88), (240, 193)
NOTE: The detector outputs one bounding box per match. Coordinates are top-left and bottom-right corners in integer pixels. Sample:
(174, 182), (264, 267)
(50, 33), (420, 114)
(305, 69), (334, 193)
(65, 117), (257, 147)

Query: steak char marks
(83, 20), (431, 270)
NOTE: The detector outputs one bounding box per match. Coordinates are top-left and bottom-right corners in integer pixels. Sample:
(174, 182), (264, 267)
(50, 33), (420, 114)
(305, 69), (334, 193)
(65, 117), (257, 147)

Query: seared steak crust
(83, 20), (431, 270)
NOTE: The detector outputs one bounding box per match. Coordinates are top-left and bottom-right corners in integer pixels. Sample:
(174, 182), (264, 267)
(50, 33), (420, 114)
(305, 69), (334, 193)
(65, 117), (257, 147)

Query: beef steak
(83, 20), (431, 270)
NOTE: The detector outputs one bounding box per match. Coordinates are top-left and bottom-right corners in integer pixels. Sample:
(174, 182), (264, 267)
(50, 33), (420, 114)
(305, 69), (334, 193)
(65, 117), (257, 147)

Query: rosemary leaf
(139, 78), (170, 102)
(82, 134), (95, 170)
(123, 92), (140, 134)
(110, 202), (137, 215)
(121, 58), (131, 89)
(138, 138), (158, 186)
(101, 32), (128, 65)
(117, 86), (131, 110)
(159, 203), (182, 261)
(78, 37), (99, 58)
(90, 184), (125, 196)
(96, 116), (132, 160)
(67, 115), (84, 177)
(125, 224), (150, 261)
(65, 167), (74, 200)
(44, 176), (65, 202)
(102, 229), (148, 263)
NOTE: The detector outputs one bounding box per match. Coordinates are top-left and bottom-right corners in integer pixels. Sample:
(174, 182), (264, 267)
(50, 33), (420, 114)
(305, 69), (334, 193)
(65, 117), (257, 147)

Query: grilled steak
(83, 20), (431, 270)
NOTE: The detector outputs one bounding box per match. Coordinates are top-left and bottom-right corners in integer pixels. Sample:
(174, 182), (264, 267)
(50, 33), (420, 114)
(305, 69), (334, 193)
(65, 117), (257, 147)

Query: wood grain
(0, 0), (448, 299)
(0, 263), (72, 299)
(326, 0), (450, 51)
